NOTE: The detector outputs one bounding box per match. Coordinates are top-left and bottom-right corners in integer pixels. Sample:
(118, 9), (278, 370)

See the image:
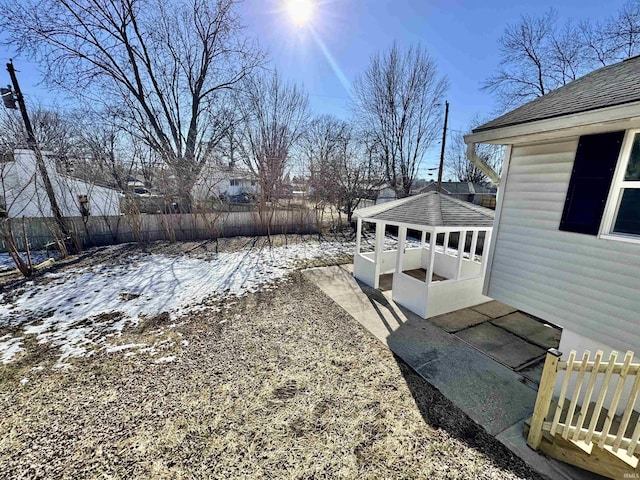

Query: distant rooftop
(420, 181), (497, 195)
(354, 192), (494, 228)
(473, 55), (640, 133)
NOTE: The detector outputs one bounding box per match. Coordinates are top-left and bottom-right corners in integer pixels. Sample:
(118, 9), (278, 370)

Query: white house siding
(191, 169), (258, 201)
(375, 187), (397, 205)
(487, 138), (640, 354)
(2, 149), (121, 218)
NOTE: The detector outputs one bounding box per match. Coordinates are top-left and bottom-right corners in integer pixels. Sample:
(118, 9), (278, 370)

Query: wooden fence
(2, 209), (322, 252)
(528, 348), (640, 478)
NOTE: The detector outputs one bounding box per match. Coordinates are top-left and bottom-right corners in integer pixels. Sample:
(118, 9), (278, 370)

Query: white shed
(1, 149), (122, 218)
(352, 192), (494, 318)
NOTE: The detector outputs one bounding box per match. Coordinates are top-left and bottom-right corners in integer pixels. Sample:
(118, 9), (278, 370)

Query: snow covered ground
(0, 250), (58, 272)
(0, 238), (354, 365)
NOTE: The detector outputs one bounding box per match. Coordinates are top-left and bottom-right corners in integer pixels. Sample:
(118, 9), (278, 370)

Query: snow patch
(1, 336), (23, 364)
(0, 239), (354, 364)
(155, 356), (176, 364)
(104, 343), (146, 353)
(0, 251), (58, 272)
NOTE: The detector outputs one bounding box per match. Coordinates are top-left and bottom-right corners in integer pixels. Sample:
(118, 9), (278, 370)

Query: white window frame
(600, 128), (640, 244)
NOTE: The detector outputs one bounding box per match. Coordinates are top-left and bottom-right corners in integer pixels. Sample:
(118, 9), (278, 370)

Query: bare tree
(0, 107), (81, 159)
(301, 115), (345, 208)
(0, 155), (37, 276)
(236, 71), (309, 204)
(352, 43), (448, 198)
(483, 10), (589, 109)
(582, 0), (640, 65)
(302, 115), (381, 225)
(486, 3), (640, 110)
(446, 131), (503, 184)
(0, 0), (264, 210)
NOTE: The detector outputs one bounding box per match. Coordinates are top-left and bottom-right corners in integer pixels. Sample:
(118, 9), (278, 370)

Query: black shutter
(560, 131), (625, 235)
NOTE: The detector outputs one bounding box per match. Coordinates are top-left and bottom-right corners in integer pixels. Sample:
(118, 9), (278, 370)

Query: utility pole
(437, 100), (449, 193)
(6, 60), (72, 246)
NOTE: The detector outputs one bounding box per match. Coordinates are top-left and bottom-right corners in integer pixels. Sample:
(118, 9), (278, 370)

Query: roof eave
(464, 101), (640, 146)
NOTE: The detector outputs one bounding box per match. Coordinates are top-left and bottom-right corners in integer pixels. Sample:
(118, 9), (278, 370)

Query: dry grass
(1, 268), (541, 479)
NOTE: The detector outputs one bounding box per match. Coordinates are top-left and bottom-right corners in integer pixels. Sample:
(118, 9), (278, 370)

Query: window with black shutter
(602, 130), (640, 239)
(560, 131), (625, 235)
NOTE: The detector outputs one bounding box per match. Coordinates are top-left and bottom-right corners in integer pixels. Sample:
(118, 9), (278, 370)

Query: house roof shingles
(354, 192), (494, 228)
(473, 55), (640, 133)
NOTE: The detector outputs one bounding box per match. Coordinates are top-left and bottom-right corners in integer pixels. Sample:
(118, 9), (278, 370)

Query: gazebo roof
(354, 192), (495, 228)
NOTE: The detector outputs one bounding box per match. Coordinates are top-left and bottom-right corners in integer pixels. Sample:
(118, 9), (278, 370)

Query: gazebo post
(481, 229), (492, 277)
(427, 229), (437, 285)
(470, 230), (479, 262)
(355, 217), (362, 254)
(395, 226), (407, 275)
(420, 230), (427, 248)
(373, 221), (385, 289)
(456, 230), (466, 280)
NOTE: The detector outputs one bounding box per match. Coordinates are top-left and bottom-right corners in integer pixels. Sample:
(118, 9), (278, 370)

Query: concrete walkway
(303, 264), (605, 480)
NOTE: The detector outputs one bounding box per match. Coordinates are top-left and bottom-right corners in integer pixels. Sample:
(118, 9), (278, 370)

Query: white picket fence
(529, 348), (640, 477)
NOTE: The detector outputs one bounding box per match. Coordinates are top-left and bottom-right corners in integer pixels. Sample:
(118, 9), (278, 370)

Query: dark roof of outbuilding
(354, 192), (494, 228)
(473, 55), (640, 133)
(420, 181), (497, 195)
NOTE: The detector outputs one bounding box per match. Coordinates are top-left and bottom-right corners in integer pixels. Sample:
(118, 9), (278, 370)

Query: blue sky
(0, 0), (630, 174)
(241, 0), (628, 171)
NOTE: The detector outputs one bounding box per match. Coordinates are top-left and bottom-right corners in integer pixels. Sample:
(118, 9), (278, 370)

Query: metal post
(6, 61), (72, 243)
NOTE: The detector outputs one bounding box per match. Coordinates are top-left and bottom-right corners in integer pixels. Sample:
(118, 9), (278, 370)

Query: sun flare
(285, 0), (313, 26)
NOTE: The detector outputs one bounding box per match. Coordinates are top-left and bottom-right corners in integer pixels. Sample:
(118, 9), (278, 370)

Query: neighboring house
(191, 162), (259, 202)
(0, 149), (121, 218)
(419, 181), (497, 207)
(374, 183), (397, 205)
(464, 55), (640, 362)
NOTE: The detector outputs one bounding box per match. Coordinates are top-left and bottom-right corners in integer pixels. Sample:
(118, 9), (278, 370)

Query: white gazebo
(353, 192), (495, 319)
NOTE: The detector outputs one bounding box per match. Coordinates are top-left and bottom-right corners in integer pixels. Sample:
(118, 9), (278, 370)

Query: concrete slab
(429, 308), (491, 333)
(471, 300), (518, 319)
(306, 266), (538, 437)
(493, 312), (562, 350)
(519, 361), (545, 386)
(456, 323), (546, 369)
(303, 265), (406, 344)
(303, 265), (586, 480)
(385, 313), (460, 367)
(386, 316), (537, 436)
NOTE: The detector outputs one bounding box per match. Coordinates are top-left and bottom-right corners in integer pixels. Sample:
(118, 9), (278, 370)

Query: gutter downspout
(466, 142), (500, 185)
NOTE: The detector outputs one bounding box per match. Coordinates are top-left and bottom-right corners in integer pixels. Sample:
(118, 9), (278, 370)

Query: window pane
(613, 188), (640, 235)
(625, 134), (640, 181)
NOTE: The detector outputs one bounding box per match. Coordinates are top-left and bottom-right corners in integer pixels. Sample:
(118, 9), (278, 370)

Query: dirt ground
(0, 239), (543, 479)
